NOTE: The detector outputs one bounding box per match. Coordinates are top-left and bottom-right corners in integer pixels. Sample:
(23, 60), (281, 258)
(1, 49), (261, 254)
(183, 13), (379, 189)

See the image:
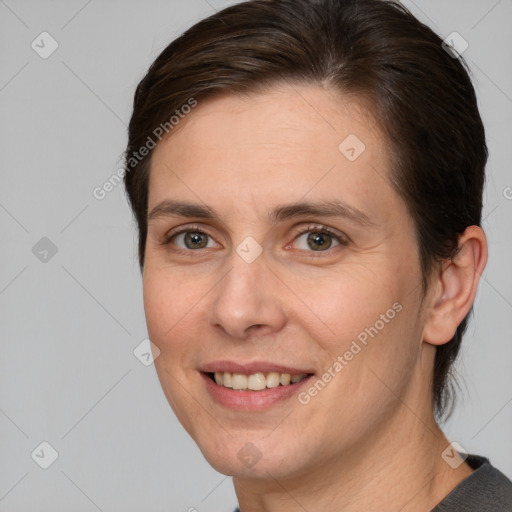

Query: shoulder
(432, 454), (512, 511)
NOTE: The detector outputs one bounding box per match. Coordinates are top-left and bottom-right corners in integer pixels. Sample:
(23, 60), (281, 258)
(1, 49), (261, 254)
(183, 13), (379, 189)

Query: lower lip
(201, 372), (313, 411)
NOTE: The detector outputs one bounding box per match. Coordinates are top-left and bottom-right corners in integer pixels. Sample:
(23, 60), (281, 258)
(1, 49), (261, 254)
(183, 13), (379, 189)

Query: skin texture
(143, 84), (487, 512)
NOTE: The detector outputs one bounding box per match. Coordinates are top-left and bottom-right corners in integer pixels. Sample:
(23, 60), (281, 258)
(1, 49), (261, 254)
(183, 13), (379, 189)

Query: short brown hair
(124, 0), (487, 420)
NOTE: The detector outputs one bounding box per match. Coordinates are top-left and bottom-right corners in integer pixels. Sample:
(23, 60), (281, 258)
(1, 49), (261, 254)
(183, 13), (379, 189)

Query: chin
(194, 432), (304, 479)
(204, 451), (294, 479)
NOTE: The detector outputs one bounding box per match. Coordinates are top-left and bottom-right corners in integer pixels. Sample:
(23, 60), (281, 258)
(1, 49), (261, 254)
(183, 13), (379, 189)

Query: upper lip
(200, 360), (315, 375)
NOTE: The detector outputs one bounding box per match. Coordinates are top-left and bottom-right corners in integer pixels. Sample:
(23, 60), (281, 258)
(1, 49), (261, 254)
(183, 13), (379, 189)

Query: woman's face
(143, 85), (432, 478)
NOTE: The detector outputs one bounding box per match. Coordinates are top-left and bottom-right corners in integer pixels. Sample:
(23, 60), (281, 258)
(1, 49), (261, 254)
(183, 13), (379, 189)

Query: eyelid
(289, 223), (349, 244)
(163, 223), (215, 244)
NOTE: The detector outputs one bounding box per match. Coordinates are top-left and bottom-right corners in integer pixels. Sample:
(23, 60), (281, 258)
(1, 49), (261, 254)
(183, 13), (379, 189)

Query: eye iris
(307, 232), (332, 251)
(185, 232), (208, 249)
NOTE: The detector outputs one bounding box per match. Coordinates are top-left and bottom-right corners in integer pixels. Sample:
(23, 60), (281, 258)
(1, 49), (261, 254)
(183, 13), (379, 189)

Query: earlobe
(423, 226), (488, 346)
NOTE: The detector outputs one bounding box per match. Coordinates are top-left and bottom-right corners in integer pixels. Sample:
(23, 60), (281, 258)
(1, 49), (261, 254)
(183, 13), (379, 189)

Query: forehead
(148, 84), (400, 222)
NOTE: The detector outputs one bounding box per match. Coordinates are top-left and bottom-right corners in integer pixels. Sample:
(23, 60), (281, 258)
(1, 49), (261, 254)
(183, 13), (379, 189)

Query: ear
(422, 226), (488, 346)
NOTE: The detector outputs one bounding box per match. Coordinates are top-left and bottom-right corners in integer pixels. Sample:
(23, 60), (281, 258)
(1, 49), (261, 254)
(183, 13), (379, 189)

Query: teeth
(266, 372), (280, 388)
(248, 373), (267, 391)
(211, 371), (309, 390)
(280, 373), (291, 386)
(232, 374), (248, 390)
(223, 372), (232, 388)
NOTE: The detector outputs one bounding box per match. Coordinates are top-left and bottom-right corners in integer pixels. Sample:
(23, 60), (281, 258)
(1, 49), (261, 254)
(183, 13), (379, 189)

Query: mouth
(206, 371), (312, 391)
(199, 363), (315, 410)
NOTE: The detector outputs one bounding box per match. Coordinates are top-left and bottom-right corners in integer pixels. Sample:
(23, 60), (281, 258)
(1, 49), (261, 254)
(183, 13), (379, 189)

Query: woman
(123, 0), (512, 510)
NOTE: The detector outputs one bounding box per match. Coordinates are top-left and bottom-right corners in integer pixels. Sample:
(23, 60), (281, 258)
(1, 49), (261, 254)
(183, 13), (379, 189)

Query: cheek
(299, 264), (420, 388)
(298, 269), (399, 340)
(142, 268), (202, 355)
(143, 269), (210, 433)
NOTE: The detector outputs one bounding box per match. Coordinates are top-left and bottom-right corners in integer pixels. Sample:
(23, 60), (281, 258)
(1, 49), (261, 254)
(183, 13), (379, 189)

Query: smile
(200, 361), (315, 410)
(209, 371), (310, 391)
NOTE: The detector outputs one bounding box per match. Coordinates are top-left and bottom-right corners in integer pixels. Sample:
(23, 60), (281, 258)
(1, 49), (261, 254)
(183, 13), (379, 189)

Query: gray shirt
(432, 454), (512, 511)
(233, 454), (512, 511)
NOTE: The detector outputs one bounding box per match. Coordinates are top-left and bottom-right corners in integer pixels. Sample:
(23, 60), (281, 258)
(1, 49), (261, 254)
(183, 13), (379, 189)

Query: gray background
(0, 0), (511, 510)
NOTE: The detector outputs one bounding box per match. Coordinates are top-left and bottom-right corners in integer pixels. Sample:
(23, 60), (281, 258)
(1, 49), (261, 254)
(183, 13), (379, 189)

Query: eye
(163, 223), (348, 254)
(164, 226), (218, 251)
(290, 225), (348, 252)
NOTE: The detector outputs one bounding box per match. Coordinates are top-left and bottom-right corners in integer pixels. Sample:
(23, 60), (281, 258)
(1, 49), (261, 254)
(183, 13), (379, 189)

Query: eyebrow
(148, 199), (375, 227)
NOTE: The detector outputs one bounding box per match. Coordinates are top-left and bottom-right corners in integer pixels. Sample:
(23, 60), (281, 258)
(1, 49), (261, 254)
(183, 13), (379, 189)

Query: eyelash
(163, 223), (349, 255)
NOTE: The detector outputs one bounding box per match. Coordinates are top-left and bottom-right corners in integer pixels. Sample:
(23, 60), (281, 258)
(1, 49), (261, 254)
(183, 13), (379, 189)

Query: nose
(208, 250), (287, 340)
